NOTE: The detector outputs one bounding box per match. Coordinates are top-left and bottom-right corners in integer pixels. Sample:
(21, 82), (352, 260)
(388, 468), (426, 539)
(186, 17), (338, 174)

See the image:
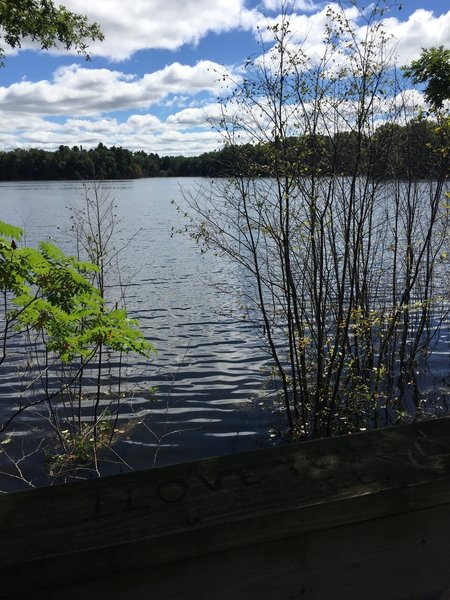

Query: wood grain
(2, 418), (450, 598)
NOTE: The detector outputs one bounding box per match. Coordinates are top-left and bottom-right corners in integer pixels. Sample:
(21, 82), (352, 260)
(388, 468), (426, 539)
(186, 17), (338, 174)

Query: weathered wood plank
(1, 418), (450, 598)
(45, 504), (450, 600)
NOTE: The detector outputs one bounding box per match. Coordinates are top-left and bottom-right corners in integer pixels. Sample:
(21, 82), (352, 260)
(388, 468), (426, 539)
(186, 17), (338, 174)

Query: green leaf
(39, 241), (67, 261)
(0, 220), (23, 240)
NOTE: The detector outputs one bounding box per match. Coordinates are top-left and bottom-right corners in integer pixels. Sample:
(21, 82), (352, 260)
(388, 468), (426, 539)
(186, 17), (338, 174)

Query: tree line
(0, 118), (445, 181)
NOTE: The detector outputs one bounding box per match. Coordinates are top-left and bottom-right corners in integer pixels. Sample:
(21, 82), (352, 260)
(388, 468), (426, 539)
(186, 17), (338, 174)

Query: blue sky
(0, 0), (449, 156)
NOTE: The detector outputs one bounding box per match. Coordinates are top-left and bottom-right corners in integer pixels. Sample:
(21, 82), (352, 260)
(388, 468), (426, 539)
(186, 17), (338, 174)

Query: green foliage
(0, 0), (104, 63)
(46, 415), (116, 477)
(0, 123), (446, 181)
(0, 220), (23, 239)
(403, 46), (450, 111)
(1, 213), (154, 482)
(0, 145), (162, 180)
(1, 220), (153, 370)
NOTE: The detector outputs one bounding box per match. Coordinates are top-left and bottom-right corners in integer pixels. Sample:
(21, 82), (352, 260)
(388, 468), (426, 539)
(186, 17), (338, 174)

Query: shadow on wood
(2, 418), (450, 599)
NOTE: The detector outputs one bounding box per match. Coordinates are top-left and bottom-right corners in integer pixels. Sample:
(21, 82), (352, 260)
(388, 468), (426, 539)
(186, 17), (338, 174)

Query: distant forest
(0, 120), (444, 180)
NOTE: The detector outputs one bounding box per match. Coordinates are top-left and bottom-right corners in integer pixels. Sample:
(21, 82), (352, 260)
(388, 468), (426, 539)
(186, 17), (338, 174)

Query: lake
(0, 178), (283, 490)
(0, 177), (448, 490)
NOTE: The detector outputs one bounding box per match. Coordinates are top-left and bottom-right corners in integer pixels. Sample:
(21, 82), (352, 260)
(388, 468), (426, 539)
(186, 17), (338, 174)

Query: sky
(0, 0), (449, 156)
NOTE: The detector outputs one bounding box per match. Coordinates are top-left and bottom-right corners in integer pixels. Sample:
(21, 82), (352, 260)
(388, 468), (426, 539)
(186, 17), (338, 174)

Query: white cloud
(251, 4), (450, 69)
(381, 9), (450, 65)
(0, 61), (232, 116)
(56, 0), (255, 61)
(124, 114), (162, 131)
(262, 0), (319, 12)
(166, 104), (224, 127)
(0, 107), (224, 156)
(7, 1), (448, 68)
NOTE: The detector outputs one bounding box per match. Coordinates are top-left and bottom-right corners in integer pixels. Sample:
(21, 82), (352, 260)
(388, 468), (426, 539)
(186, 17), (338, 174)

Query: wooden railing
(2, 417), (450, 599)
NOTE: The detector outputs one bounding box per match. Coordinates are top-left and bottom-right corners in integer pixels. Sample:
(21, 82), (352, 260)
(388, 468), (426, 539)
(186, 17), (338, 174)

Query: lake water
(0, 177), (449, 491)
(0, 178), (283, 489)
